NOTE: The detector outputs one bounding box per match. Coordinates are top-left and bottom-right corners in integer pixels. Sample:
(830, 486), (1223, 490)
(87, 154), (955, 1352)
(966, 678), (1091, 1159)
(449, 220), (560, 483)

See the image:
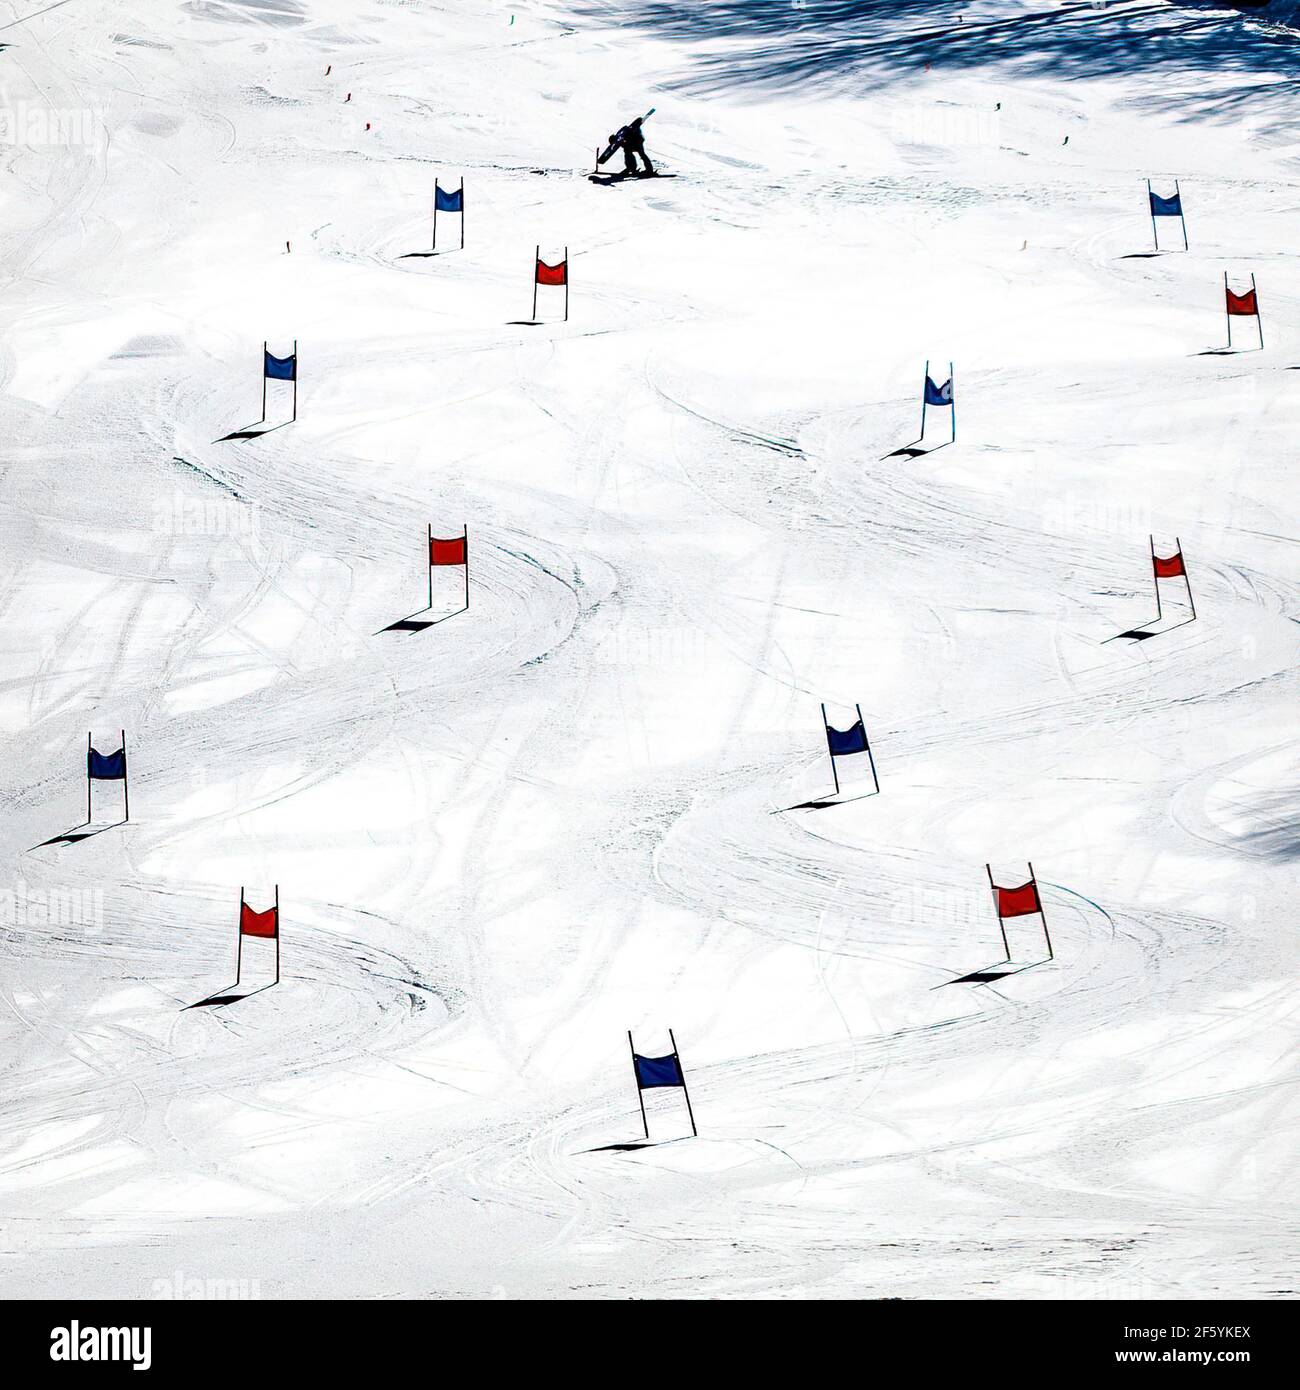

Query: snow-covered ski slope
(0, 0), (1296, 1299)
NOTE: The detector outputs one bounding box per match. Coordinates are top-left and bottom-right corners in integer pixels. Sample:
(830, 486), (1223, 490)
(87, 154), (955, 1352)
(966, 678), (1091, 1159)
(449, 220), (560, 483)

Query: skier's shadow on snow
(215, 421), (292, 443)
(185, 982), (276, 1010)
(588, 172), (679, 186)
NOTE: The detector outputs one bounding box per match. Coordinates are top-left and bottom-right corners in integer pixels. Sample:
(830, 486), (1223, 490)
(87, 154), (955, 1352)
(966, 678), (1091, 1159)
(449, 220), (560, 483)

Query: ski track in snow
(0, 0), (1296, 1297)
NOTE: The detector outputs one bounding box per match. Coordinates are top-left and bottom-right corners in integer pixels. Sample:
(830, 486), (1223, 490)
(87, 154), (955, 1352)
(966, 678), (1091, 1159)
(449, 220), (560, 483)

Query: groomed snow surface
(1, 0), (1296, 1299)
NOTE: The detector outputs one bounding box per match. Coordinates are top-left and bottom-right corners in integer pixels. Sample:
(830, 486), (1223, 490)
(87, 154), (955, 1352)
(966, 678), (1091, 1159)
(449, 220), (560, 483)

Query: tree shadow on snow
(587, 0), (1300, 127)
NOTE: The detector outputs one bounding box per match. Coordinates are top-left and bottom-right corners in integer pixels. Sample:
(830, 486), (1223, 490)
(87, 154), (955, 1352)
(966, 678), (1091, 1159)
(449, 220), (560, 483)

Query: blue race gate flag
(264, 349), (296, 381)
(821, 702), (881, 797)
(86, 731), (130, 822)
(261, 341), (299, 423)
(826, 719), (869, 757)
(628, 1029), (697, 1137)
(924, 375), (953, 405)
(1146, 179), (1187, 251)
(919, 361), (956, 443)
(433, 179), (465, 249)
(634, 1053), (684, 1089)
(88, 746), (126, 779)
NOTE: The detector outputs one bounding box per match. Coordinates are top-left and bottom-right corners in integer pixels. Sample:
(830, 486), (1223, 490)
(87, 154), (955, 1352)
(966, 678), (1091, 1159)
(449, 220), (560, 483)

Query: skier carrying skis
(618, 116), (654, 175)
(599, 113), (655, 176)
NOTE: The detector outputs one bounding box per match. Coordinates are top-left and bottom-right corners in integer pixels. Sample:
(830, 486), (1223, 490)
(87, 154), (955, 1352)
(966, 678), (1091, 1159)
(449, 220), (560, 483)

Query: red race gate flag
(986, 864), (1053, 963)
(532, 245), (569, 321)
(1149, 536), (1196, 623)
(427, 526), (469, 612)
(237, 887), (280, 986)
(995, 881), (1041, 918)
(1225, 287), (1257, 316)
(1152, 551), (1185, 579)
(240, 902), (278, 937)
(430, 535), (466, 566)
(1224, 273), (1262, 350)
